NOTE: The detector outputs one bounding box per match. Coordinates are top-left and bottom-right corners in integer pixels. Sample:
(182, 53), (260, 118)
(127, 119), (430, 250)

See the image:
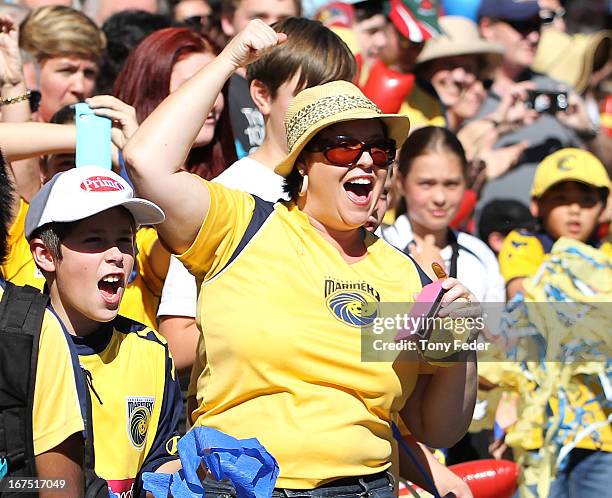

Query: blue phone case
(75, 103), (112, 169)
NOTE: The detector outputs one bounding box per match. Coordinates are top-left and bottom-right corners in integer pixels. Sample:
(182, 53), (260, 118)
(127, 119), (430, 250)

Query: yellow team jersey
(1, 199), (169, 329)
(499, 229), (612, 283)
(1, 199), (45, 289)
(68, 314), (181, 497)
(498, 231), (612, 453)
(398, 83), (446, 129)
(180, 181), (434, 489)
(0, 281), (84, 456)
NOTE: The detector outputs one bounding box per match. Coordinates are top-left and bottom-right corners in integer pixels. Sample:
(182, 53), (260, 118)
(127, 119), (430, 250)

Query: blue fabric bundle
(142, 427), (279, 498)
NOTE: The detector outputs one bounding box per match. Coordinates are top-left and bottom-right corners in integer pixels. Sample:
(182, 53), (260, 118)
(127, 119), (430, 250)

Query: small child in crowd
(499, 148), (611, 299)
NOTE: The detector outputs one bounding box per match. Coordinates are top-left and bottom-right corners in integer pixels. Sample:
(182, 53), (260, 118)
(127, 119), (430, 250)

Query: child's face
(53, 207), (135, 333)
(535, 181), (604, 242)
(399, 152), (465, 234)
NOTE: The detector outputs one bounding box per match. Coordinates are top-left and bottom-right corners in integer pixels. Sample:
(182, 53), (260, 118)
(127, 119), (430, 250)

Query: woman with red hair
(101, 27), (236, 179)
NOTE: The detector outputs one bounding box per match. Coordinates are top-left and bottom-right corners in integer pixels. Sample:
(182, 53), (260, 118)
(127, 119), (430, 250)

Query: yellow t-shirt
(398, 83), (446, 129)
(0, 282), (84, 456)
(1, 199), (169, 329)
(499, 229), (612, 284)
(1, 199), (45, 290)
(72, 316), (181, 497)
(180, 181), (433, 489)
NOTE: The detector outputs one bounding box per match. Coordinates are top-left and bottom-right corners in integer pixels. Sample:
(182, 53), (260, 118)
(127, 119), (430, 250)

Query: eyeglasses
(183, 14), (212, 29)
(305, 136), (397, 168)
(539, 7), (566, 25)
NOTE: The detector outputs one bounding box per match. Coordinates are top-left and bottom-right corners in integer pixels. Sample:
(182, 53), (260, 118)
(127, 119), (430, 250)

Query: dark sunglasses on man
(183, 14), (212, 29)
(504, 17), (542, 36)
(306, 136), (397, 168)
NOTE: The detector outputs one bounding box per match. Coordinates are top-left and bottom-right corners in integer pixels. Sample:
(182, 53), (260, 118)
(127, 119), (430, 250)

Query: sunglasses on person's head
(539, 7), (565, 25)
(305, 136), (397, 168)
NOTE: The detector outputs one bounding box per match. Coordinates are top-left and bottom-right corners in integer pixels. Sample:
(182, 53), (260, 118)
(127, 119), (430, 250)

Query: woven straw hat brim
(275, 109), (411, 177)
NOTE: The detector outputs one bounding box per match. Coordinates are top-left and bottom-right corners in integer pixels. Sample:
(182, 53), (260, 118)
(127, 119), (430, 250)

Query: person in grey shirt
(476, 0), (596, 208)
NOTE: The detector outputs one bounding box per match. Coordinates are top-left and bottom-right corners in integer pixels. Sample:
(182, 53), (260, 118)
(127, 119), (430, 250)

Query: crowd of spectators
(0, 0), (610, 497)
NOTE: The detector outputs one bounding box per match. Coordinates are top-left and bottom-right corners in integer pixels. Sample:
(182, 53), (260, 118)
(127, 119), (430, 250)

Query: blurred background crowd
(0, 0), (610, 497)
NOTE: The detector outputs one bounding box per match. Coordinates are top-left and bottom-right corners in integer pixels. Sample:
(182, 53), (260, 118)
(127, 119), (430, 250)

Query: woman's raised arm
(122, 20), (285, 254)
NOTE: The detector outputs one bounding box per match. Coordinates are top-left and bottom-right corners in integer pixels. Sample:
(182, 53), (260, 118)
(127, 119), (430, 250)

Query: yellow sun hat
(275, 81), (411, 177)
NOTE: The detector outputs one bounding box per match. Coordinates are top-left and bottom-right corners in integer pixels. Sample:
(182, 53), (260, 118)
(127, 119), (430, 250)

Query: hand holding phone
(75, 102), (112, 169)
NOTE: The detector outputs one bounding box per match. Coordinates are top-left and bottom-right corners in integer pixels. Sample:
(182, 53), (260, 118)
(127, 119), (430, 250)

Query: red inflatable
(359, 58), (414, 114)
(401, 459), (519, 498)
(450, 189), (477, 231)
(449, 459), (519, 498)
(600, 95), (612, 138)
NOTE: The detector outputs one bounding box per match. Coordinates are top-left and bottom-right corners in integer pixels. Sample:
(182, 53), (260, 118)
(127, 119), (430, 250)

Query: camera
(525, 90), (568, 114)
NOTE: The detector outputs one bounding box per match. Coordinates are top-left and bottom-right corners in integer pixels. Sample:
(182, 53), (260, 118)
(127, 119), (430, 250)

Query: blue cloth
(142, 427), (279, 498)
(478, 0), (539, 20)
(0, 457), (7, 479)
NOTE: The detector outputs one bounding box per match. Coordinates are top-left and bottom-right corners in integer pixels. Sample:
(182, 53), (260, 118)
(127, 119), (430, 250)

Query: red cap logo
(80, 176), (125, 192)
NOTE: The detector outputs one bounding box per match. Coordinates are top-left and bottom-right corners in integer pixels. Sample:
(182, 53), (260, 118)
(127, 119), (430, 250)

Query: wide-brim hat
(417, 16), (505, 68)
(275, 81), (411, 177)
(533, 29), (612, 94)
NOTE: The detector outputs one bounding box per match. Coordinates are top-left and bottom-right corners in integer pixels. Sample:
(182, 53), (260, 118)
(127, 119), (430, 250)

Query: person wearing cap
(495, 149), (611, 498)
(380, 0), (441, 74)
(123, 19), (480, 497)
(475, 0), (596, 207)
(0, 154), (85, 498)
(25, 166), (182, 497)
(499, 148), (611, 299)
(477, 199), (534, 254)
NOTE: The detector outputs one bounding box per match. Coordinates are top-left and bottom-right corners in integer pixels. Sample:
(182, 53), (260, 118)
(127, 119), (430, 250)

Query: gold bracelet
(0, 90), (31, 106)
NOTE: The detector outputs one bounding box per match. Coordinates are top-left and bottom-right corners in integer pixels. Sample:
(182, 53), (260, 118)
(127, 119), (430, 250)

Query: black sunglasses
(505, 18), (542, 36)
(306, 136), (396, 168)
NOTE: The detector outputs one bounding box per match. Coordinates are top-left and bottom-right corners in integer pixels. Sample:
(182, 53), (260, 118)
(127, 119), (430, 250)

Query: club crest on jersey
(126, 396), (154, 450)
(324, 278), (380, 327)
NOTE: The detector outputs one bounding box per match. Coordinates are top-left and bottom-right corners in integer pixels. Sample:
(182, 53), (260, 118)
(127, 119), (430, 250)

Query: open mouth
(98, 274), (123, 305)
(344, 177), (374, 206)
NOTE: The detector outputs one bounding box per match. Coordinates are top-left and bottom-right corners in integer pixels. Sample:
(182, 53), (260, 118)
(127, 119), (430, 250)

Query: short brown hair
(246, 17), (356, 99)
(20, 6), (106, 63)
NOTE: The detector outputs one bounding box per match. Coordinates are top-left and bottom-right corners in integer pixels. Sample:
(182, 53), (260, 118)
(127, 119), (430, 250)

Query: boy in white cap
(25, 166), (181, 498)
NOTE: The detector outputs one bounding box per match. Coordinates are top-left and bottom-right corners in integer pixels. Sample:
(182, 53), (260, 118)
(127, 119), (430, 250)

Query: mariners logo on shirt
(126, 396), (155, 450)
(324, 278), (380, 327)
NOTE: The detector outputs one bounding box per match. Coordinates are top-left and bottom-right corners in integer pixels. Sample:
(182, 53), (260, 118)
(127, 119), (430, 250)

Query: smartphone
(525, 90), (568, 114)
(395, 281), (446, 342)
(75, 103), (112, 169)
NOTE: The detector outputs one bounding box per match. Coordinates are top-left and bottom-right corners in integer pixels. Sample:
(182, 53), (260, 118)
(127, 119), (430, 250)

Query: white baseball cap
(25, 166), (165, 240)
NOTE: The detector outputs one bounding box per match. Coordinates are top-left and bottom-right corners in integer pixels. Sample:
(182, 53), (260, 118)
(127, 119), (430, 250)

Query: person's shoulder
(529, 71), (573, 91)
(502, 229), (546, 254)
(113, 315), (168, 348)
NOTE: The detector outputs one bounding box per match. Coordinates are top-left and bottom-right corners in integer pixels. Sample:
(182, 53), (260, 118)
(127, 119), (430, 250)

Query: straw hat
(417, 16), (505, 67)
(275, 81), (411, 177)
(533, 29), (612, 93)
